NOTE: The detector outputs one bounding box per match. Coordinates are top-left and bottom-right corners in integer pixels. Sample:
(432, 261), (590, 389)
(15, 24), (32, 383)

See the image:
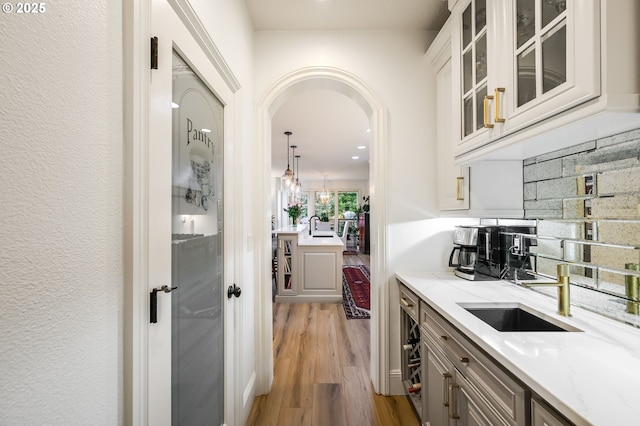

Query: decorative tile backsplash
(522, 128), (640, 327)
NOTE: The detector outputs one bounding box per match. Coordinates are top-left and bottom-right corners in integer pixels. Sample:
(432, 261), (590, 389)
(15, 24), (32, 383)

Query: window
(314, 192), (335, 223)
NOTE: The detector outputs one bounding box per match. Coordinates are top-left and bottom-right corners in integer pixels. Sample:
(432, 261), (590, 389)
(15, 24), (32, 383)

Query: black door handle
(227, 284), (241, 299)
(150, 285), (178, 323)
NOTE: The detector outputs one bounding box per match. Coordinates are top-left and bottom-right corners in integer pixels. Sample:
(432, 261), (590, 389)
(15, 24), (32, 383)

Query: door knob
(150, 285), (178, 324)
(227, 284), (241, 299)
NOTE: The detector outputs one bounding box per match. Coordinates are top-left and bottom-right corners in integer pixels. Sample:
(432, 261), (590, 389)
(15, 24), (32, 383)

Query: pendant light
(281, 131), (293, 188)
(289, 145), (297, 190)
(319, 175), (331, 205)
(294, 154), (302, 194)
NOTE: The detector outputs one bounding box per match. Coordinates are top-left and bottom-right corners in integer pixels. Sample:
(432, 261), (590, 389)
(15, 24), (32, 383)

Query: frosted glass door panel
(171, 50), (224, 426)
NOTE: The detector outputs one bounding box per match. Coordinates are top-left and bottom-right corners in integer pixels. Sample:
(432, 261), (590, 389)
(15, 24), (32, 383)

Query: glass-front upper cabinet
(452, 0), (499, 153)
(451, 0), (600, 157)
(503, 0), (599, 134)
(515, 0), (566, 107)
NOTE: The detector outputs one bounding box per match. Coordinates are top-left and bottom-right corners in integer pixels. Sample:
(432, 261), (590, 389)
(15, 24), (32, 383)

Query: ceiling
(244, 0), (450, 32)
(246, 0), (450, 181)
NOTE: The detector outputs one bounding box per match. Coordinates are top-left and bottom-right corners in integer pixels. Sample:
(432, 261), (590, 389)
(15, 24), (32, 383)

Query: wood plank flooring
(246, 253), (420, 426)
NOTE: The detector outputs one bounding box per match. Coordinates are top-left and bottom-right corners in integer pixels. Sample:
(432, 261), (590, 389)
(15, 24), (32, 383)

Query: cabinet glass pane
(462, 4), (472, 48)
(463, 95), (474, 137)
(463, 49), (473, 94)
(475, 85), (487, 131)
(542, 0), (566, 28)
(517, 46), (536, 107)
(476, 34), (487, 84)
(475, 0), (486, 34)
(516, 0), (535, 48)
(542, 24), (567, 94)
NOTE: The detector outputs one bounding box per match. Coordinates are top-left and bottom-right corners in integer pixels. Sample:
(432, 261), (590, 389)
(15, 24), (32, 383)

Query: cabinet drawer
(420, 301), (527, 426)
(398, 283), (419, 321)
(532, 397), (573, 426)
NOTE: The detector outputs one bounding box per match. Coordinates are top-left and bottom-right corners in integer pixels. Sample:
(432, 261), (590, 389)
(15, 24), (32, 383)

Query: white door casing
(125, 0), (242, 424)
(254, 66), (391, 395)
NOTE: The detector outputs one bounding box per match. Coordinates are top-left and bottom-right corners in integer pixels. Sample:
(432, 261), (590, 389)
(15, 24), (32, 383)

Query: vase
(290, 216), (299, 225)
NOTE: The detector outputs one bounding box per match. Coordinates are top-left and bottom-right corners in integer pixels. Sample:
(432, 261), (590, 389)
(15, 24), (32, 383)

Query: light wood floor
(246, 253), (420, 426)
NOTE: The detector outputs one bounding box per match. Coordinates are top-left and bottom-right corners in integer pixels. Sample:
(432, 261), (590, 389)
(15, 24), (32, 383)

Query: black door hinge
(151, 36), (158, 70)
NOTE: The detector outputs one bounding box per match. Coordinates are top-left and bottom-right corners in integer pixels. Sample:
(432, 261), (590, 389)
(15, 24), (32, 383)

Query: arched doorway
(254, 66), (392, 395)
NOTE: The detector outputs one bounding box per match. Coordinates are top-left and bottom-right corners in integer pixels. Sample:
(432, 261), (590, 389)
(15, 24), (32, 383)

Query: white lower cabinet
(276, 233), (344, 303)
(277, 235), (297, 295)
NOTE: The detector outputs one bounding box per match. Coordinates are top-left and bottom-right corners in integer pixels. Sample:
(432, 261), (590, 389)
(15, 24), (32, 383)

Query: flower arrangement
(284, 201), (303, 224)
(356, 196), (370, 214)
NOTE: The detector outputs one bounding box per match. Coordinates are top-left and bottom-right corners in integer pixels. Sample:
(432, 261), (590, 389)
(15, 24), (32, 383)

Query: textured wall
(524, 129), (640, 327)
(0, 2), (124, 424)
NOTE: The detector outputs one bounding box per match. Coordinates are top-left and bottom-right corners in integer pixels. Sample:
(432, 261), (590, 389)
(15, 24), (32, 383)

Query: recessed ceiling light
(357, 145), (366, 150)
(201, 128), (212, 133)
(171, 102), (180, 108)
(366, 128), (371, 133)
(352, 156), (359, 160)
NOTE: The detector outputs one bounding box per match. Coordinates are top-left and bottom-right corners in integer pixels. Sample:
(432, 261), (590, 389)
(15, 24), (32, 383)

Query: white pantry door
(147, 1), (237, 425)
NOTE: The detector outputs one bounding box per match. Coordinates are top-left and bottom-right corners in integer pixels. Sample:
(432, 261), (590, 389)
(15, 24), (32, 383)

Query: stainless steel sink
(457, 303), (581, 332)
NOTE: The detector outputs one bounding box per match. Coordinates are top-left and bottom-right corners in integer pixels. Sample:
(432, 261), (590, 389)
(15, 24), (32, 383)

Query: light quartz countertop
(275, 225), (343, 247)
(395, 271), (640, 426)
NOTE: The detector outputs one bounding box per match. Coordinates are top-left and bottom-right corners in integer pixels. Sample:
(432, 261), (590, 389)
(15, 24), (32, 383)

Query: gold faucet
(516, 264), (571, 317)
(625, 263), (640, 315)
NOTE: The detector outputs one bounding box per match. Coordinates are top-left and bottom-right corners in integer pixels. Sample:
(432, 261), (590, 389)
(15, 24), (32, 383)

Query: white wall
(0, 1), (123, 424)
(0, 0), (259, 424)
(255, 29), (458, 391)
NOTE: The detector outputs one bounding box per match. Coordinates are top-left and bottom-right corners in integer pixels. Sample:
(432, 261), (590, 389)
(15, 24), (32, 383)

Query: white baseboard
(388, 368), (405, 396)
(274, 295), (342, 303)
(243, 371), (256, 408)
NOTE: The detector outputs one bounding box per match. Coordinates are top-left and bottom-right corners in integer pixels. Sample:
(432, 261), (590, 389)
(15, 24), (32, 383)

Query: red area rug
(342, 265), (370, 319)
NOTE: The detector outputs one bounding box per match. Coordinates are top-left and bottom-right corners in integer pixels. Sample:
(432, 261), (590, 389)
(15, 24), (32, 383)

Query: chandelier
(318, 175), (331, 205)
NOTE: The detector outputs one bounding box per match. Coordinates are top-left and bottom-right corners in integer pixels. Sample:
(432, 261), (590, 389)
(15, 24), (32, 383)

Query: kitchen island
(396, 271), (640, 426)
(275, 225), (344, 303)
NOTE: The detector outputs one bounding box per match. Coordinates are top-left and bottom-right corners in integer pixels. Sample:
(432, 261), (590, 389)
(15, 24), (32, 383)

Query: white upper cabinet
(450, 0), (640, 163)
(427, 19), (470, 211)
(451, 0), (500, 153)
(500, 0), (599, 133)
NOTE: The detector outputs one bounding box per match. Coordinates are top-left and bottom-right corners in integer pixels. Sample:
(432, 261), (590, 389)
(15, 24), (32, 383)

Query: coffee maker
(449, 226), (502, 280)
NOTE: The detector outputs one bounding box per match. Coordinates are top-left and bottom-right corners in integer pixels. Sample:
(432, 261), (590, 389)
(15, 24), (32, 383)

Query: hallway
(246, 254), (420, 426)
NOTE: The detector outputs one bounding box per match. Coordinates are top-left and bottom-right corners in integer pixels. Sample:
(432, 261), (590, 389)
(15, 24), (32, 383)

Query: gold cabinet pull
(400, 297), (413, 309)
(442, 372), (452, 407)
(483, 95), (494, 128)
(456, 177), (464, 201)
(448, 383), (460, 419)
(495, 87), (505, 123)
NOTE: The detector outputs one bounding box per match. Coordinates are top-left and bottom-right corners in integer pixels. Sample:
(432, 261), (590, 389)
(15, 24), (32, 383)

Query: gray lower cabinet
(399, 284), (423, 419)
(419, 300), (528, 426)
(532, 397), (573, 426)
(423, 337), (453, 426)
(455, 371), (507, 426)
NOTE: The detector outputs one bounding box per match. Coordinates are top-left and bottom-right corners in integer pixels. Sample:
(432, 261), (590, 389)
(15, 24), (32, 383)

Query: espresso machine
(498, 225), (537, 280)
